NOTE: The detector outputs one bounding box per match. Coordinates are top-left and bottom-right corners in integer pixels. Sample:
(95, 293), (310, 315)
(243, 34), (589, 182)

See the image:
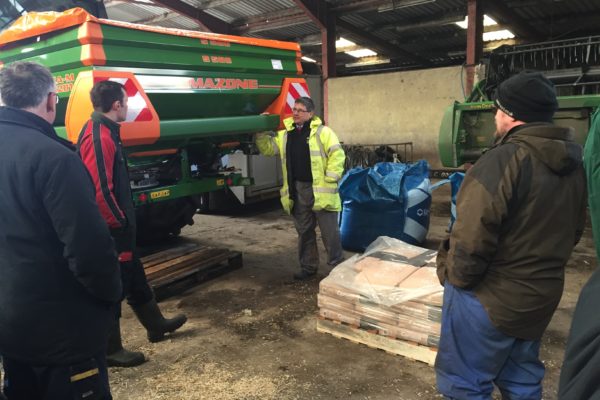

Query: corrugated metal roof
(250, 23), (318, 41)
(106, 3), (174, 25)
(156, 15), (202, 29)
(516, 0), (600, 38)
(10, 0), (599, 75)
(114, 2), (213, 29)
(514, 0), (600, 20)
(200, 0), (296, 22)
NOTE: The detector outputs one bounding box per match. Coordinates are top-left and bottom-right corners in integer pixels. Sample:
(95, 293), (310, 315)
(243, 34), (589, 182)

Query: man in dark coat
(78, 80), (187, 367)
(0, 62), (122, 398)
(436, 71), (587, 399)
(558, 106), (600, 399)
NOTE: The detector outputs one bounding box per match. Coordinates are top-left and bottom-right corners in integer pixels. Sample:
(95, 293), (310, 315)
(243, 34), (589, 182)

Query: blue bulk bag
(339, 160), (431, 251)
(448, 172), (465, 232)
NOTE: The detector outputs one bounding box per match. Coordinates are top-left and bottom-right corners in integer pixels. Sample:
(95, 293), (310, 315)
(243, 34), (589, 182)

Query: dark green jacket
(583, 108), (600, 259)
(558, 108), (600, 399)
(437, 122), (586, 340)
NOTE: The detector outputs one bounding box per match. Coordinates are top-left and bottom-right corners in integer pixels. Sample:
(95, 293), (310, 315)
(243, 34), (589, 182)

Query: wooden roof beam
(294, 0), (336, 123)
(372, 9), (465, 33)
(293, 0), (329, 29)
(233, 9), (308, 34)
(234, 1), (453, 34)
(333, 0), (403, 13)
(196, 0), (241, 9)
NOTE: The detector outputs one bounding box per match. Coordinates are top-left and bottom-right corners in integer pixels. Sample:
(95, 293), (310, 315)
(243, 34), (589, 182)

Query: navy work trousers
(435, 282), (544, 400)
(2, 354), (111, 400)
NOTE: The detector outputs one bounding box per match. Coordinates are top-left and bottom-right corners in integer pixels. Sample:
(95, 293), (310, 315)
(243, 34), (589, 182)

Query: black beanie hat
(493, 71), (558, 123)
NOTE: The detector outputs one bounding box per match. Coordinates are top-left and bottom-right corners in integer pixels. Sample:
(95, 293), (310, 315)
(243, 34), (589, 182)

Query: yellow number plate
(150, 189), (170, 200)
(216, 179), (225, 186)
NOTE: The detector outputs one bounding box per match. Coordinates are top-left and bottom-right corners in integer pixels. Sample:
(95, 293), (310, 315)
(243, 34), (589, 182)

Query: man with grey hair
(256, 97), (345, 280)
(0, 61), (121, 398)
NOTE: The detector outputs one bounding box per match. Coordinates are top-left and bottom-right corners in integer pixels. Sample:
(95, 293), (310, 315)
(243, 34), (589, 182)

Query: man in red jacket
(78, 80), (187, 367)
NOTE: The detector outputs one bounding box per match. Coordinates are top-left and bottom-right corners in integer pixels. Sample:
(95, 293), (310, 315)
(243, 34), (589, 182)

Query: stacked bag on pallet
(318, 236), (443, 348)
(339, 161), (432, 251)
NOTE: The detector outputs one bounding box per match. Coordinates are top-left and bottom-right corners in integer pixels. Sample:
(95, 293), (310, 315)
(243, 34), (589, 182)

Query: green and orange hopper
(0, 8), (310, 238)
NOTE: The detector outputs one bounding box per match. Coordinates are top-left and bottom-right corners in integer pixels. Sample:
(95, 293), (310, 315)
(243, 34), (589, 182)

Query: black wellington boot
(132, 298), (187, 343)
(106, 320), (146, 368)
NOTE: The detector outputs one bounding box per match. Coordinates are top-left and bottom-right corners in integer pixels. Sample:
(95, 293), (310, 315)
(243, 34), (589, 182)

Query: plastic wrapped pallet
(317, 236), (443, 362)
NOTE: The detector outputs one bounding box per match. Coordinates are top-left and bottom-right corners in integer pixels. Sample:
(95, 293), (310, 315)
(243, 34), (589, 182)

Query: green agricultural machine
(439, 36), (600, 168)
(0, 8), (310, 239)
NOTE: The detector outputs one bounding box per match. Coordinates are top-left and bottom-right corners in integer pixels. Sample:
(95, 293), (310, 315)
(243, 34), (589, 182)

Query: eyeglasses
(49, 92), (59, 104)
(292, 108), (308, 113)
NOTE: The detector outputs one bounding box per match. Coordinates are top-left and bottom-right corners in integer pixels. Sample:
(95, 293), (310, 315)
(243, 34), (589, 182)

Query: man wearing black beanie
(494, 71), (558, 126)
(436, 71), (586, 399)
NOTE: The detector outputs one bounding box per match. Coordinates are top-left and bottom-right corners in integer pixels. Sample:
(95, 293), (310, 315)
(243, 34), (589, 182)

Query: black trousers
(2, 354), (111, 400)
(121, 256), (153, 307)
(110, 227), (153, 308)
(113, 257), (154, 319)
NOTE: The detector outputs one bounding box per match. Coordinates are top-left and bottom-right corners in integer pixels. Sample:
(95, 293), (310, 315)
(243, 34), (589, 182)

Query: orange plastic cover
(65, 70), (160, 147)
(264, 78), (311, 129)
(0, 7), (300, 52)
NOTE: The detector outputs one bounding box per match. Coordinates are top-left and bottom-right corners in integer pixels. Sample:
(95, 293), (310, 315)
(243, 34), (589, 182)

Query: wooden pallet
(316, 318), (437, 366)
(141, 244), (242, 297)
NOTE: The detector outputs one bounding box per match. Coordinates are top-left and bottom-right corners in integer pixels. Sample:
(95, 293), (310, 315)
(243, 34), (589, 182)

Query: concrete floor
(110, 190), (597, 400)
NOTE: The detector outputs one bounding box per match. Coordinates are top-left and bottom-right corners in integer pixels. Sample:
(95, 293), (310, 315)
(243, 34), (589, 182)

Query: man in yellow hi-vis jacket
(256, 97), (345, 280)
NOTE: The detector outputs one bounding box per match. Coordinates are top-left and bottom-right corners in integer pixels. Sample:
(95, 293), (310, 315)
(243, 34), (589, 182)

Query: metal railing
(341, 142), (413, 170)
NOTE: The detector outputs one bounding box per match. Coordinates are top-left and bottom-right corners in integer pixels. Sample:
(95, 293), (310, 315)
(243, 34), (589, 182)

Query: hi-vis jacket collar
(284, 116), (321, 132)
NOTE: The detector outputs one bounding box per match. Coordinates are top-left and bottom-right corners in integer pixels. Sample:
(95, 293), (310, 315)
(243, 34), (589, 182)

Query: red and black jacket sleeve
(78, 120), (127, 230)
